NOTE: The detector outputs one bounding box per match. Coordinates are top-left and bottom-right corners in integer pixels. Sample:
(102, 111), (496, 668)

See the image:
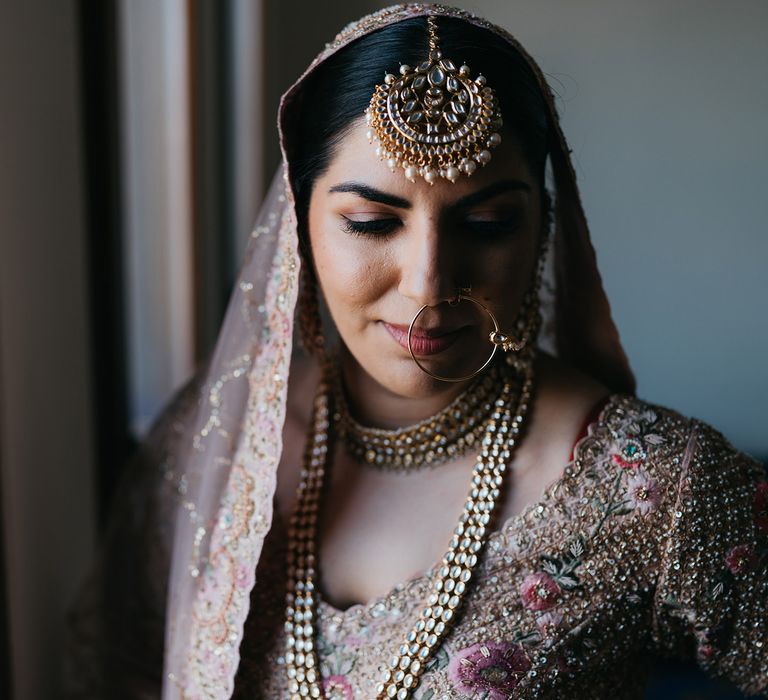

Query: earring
(297, 263), (325, 357)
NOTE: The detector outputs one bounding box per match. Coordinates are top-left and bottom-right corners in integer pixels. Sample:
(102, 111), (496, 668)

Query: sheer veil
(120, 5), (638, 698)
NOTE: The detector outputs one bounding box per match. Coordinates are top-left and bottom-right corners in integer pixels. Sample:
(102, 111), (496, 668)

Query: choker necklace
(333, 361), (503, 471)
(284, 354), (535, 700)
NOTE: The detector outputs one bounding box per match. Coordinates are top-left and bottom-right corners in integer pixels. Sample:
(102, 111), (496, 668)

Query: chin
(385, 358), (454, 399)
(344, 343), (456, 399)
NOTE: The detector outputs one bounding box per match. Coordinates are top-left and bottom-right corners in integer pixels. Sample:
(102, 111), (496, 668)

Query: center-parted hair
(287, 16), (550, 246)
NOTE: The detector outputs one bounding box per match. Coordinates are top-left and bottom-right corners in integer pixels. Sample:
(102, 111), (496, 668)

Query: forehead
(318, 117), (536, 207)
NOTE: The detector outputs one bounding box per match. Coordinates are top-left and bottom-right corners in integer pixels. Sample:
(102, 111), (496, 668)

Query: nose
(397, 215), (459, 307)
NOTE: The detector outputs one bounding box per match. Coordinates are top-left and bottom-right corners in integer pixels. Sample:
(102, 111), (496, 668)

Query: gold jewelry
(407, 227), (550, 383)
(334, 360), (503, 471)
(284, 353), (535, 700)
(365, 16), (503, 185)
(407, 294), (527, 383)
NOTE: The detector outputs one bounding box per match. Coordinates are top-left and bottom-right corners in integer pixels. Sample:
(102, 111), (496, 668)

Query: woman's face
(307, 118), (543, 399)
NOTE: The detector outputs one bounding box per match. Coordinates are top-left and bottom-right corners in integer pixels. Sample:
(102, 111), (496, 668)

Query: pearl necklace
(284, 355), (534, 700)
(333, 361), (503, 471)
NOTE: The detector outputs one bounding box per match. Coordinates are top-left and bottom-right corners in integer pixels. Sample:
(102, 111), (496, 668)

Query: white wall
(466, 0), (768, 455)
(266, 0), (768, 456)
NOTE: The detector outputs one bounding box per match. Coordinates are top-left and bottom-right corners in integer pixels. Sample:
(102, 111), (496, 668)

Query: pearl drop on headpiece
(365, 16), (503, 185)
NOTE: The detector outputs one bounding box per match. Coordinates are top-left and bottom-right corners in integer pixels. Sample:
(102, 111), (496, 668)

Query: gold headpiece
(365, 16), (503, 185)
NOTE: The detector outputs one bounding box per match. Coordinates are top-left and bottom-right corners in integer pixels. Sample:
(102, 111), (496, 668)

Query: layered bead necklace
(284, 354), (534, 700)
(333, 361), (503, 471)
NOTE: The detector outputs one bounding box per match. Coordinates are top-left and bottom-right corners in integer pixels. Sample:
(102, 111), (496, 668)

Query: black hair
(286, 16), (550, 247)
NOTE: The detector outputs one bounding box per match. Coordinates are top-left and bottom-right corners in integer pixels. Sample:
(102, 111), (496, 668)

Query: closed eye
(462, 212), (523, 237)
(339, 212), (523, 238)
(341, 216), (400, 236)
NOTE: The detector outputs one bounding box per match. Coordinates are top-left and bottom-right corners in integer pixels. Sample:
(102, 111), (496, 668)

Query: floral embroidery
(316, 633), (357, 682)
(608, 410), (665, 470)
(625, 470), (661, 516)
(425, 646), (450, 673)
(519, 572), (560, 611)
(416, 647), (450, 699)
(508, 407), (670, 657)
(536, 610), (563, 649)
(447, 642), (531, 699)
(232, 398), (767, 698)
(704, 481), (768, 595)
(585, 410), (669, 535)
(321, 675), (354, 700)
(536, 611), (563, 639)
(611, 438), (645, 469)
(538, 537), (585, 592)
(694, 622), (734, 663)
(725, 544), (755, 575)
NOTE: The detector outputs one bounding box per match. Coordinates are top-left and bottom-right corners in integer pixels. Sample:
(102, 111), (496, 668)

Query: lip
(382, 321), (466, 356)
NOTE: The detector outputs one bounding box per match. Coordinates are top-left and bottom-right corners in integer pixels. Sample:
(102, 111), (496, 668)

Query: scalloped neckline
(313, 393), (623, 618)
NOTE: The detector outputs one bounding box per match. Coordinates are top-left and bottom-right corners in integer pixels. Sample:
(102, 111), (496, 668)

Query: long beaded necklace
(284, 354), (534, 700)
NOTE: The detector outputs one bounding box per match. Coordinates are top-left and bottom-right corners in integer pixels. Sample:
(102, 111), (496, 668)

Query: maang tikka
(366, 16), (504, 185)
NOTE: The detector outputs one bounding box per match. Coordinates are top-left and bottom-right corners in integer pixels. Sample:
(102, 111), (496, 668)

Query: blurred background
(0, 0), (766, 697)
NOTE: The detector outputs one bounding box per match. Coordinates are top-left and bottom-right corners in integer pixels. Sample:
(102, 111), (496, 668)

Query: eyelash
(341, 217), (398, 236)
(340, 216), (522, 238)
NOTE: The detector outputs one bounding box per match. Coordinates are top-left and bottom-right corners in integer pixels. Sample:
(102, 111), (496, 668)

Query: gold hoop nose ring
(406, 294), (522, 383)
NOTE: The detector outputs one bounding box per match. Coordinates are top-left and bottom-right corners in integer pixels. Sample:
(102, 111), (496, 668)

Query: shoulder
(629, 401), (768, 694)
(521, 352), (612, 474)
(590, 392), (764, 492)
(557, 386), (765, 549)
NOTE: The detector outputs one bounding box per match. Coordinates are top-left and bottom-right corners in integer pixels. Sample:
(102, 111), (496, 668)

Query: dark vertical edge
(189, 0), (236, 366)
(187, 0), (203, 364)
(221, 0), (237, 299)
(77, 0), (136, 528)
(216, 0), (238, 298)
(258, 0), (269, 202)
(0, 326), (12, 700)
(261, 0), (281, 181)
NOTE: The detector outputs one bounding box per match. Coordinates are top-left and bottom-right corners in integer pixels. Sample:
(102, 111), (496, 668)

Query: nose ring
(406, 292), (526, 383)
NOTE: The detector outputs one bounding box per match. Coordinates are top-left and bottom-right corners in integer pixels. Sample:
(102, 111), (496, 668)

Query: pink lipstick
(382, 322), (465, 356)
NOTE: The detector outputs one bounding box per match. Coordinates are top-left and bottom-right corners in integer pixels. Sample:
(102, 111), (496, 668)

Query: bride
(69, 5), (767, 699)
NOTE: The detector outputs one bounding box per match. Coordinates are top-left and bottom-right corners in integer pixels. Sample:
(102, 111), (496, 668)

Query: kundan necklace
(284, 353), (535, 700)
(333, 361), (504, 471)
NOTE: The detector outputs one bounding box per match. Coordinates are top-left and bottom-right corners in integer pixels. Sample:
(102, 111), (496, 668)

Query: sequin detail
(233, 395), (768, 698)
(183, 201), (301, 698)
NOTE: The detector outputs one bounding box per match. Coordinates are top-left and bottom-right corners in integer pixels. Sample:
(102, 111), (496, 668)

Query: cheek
(469, 241), (534, 293)
(456, 204), (542, 297)
(464, 236), (540, 331)
(310, 221), (393, 317)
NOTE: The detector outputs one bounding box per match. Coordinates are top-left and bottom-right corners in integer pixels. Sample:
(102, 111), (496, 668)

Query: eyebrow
(328, 182), (411, 209)
(454, 179), (531, 209)
(327, 179), (531, 211)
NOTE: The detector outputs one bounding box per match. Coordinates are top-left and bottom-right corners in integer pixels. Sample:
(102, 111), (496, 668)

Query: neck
(338, 345), (474, 429)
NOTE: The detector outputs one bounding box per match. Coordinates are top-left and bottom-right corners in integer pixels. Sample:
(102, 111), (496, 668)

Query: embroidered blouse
(231, 395), (768, 699)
